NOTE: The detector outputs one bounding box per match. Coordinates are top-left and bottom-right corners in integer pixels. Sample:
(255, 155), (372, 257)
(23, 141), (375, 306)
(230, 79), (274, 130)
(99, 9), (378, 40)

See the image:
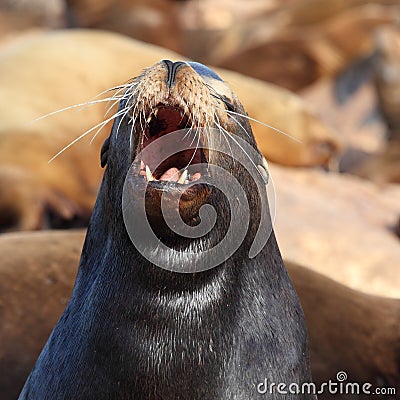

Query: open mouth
(136, 105), (208, 185)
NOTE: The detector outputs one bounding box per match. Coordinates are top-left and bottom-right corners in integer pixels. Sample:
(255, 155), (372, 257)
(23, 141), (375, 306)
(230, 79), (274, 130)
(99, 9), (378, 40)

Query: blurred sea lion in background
(0, 29), (338, 232)
(0, 230), (80, 400)
(351, 26), (400, 184)
(0, 230), (398, 399)
(222, 72), (340, 167)
(0, 0), (65, 31)
(202, 1), (399, 91)
(271, 163), (400, 298)
(287, 261), (400, 400)
(64, 0), (183, 52)
(0, 30), (180, 231)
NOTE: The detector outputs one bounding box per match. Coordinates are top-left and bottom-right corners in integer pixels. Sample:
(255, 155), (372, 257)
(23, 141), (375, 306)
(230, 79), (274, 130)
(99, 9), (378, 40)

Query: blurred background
(0, 1), (400, 399)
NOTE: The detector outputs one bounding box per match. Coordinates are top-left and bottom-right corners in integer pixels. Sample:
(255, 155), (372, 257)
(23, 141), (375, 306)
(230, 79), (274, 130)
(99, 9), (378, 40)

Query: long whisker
(114, 96), (134, 141)
(214, 117), (263, 181)
(103, 84), (138, 118)
(218, 107), (302, 143)
(205, 80), (300, 142)
(185, 129), (201, 172)
(48, 106), (130, 163)
(92, 83), (135, 100)
(30, 97), (124, 124)
(223, 112), (251, 139)
(89, 96), (131, 145)
(214, 115), (234, 160)
(104, 95), (125, 118)
(30, 78), (138, 125)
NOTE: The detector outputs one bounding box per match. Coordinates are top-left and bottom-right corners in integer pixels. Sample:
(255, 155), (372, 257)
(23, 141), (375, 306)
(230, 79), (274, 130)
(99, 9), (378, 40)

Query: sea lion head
(97, 60), (271, 272)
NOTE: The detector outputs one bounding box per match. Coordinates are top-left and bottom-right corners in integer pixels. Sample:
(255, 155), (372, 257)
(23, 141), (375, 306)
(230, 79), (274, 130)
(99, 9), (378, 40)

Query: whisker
(214, 116), (263, 181)
(222, 112), (251, 139)
(218, 107), (301, 143)
(188, 126), (197, 146)
(114, 100), (133, 141)
(89, 96), (131, 145)
(214, 115), (234, 161)
(185, 127), (201, 171)
(104, 95), (125, 118)
(93, 82), (137, 100)
(103, 83), (139, 118)
(30, 97), (125, 124)
(48, 106), (130, 163)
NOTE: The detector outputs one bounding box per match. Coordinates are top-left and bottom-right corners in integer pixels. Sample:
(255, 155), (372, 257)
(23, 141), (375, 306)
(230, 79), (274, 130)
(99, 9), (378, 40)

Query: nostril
(162, 60), (186, 88)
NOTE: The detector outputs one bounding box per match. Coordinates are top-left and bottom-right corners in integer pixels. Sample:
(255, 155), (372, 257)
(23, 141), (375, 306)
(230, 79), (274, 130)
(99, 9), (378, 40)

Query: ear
(100, 136), (110, 168)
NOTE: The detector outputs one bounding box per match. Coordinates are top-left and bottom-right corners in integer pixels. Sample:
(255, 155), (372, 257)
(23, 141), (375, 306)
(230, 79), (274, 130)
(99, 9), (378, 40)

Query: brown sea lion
(1, 230), (399, 399)
(287, 261), (400, 399)
(350, 26), (400, 184)
(0, 29), (339, 232)
(223, 72), (340, 167)
(0, 29), (181, 231)
(207, 2), (399, 91)
(0, 230), (82, 400)
(64, 0), (183, 52)
(270, 163), (400, 298)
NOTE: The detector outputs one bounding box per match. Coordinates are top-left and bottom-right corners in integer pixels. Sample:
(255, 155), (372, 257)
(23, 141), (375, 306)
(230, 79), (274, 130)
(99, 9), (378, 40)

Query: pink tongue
(159, 167), (181, 181)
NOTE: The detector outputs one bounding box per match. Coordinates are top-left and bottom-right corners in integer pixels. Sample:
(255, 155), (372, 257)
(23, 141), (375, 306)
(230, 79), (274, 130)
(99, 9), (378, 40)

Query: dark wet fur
(19, 68), (314, 399)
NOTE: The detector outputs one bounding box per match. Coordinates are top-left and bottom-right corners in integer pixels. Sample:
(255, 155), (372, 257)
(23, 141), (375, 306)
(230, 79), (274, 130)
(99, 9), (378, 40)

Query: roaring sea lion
(17, 60), (314, 399)
(0, 29), (339, 232)
(1, 230), (399, 399)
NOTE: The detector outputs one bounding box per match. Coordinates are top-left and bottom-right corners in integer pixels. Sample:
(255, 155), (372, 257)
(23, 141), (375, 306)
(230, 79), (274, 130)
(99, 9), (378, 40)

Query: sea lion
(18, 61), (314, 399)
(224, 72), (340, 167)
(64, 0), (183, 53)
(287, 261), (400, 400)
(206, 1), (399, 91)
(270, 163), (400, 298)
(0, 230), (80, 400)
(1, 231), (399, 399)
(349, 26), (400, 184)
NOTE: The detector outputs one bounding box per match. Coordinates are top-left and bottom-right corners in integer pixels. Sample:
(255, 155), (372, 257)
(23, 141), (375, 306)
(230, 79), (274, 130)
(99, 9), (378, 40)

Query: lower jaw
(144, 182), (212, 224)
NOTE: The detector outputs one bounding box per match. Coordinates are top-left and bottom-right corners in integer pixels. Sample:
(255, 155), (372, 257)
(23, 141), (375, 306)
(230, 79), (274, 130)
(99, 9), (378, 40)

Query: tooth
(154, 109), (159, 117)
(262, 157), (269, 171)
(177, 169), (188, 184)
(145, 165), (154, 181)
(146, 115), (152, 124)
(257, 158), (269, 185)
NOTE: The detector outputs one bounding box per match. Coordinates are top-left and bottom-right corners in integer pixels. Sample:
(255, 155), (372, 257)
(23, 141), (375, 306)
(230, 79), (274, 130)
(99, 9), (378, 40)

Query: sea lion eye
(222, 97), (235, 112)
(100, 136), (110, 168)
